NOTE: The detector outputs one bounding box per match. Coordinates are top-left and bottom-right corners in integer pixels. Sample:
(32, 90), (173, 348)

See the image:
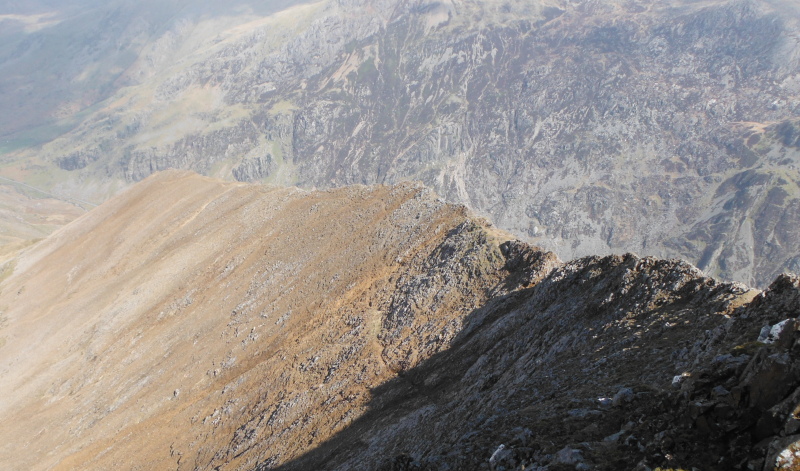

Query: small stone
(766, 435), (800, 470)
(597, 397), (613, 409)
(688, 401), (714, 419)
(758, 325), (772, 343)
(741, 352), (799, 410)
(553, 446), (583, 465)
(613, 387), (635, 407)
(711, 385), (730, 399)
(489, 444), (514, 471)
(758, 319), (799, 345)
(672, 373), (690, 388)
(713, 402), (735, 419)
(622, 421), (636, 431)
(604, 430), (625, 443)
(568, 408), (602, 419)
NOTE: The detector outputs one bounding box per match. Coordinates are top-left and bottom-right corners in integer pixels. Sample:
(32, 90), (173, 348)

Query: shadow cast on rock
(267, 257), (800, 470)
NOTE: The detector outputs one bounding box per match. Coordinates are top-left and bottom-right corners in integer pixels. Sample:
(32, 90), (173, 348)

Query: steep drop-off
(0, 171), (799, 470)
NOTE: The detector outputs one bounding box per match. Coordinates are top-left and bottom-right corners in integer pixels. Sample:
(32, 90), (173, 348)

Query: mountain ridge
(1, 170), (799, 470)
(0, 170), (517, 470)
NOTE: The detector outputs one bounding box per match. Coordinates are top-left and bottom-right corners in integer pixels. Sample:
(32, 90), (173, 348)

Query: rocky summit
(0, 170), (799, 470)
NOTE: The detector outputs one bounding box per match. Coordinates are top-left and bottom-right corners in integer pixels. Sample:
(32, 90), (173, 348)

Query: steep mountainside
(1, 0), (799, 287)
(0, 170), (517, 470)
(0, 171), (799, 470)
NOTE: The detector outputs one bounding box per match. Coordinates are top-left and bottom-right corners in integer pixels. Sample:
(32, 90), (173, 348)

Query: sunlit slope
(0, 170), (518, 470)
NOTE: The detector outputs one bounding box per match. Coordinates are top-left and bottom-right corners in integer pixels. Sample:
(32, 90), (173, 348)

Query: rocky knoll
(0, 171), (799, 470)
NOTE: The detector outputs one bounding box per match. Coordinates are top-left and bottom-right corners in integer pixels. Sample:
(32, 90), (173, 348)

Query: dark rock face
(55, 150), (99, 171)
(275, 264), (800, 471)
(123, 119), (270, 181)
(232, 154), (277, 182)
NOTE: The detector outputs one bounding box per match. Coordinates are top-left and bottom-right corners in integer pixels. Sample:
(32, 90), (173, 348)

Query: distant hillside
(1, 0), (800, 287)
(0, 171), (798, 470)
(0, 0), (314, 141)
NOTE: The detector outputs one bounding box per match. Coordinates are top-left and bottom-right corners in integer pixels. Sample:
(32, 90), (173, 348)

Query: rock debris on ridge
(0, 170), (797, 471)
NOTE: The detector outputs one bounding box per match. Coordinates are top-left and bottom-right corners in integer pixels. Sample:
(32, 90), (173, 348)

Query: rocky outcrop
(278, 260), (800, 471)
(232, 154), (278, 182)
(55, 149), (100, 171)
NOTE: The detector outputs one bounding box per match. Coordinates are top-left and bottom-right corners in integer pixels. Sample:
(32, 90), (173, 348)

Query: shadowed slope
(276, 257), (800, 470)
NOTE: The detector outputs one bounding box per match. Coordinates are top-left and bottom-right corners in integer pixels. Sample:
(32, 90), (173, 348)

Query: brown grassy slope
(0, 170), (544, 470)
(0, 185), (84, 266)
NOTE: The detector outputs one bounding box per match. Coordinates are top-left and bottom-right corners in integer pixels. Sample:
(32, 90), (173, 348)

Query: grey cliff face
(14, 0), (800, 287)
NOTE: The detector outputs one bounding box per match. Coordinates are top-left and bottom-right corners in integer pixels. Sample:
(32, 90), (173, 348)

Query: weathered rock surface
(280, 261), (800, 471)
(0, 171), (799, 470)
(233, 154), (278, 182)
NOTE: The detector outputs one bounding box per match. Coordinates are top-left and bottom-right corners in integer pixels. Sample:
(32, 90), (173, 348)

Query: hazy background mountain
(1, 0), (800, 286)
